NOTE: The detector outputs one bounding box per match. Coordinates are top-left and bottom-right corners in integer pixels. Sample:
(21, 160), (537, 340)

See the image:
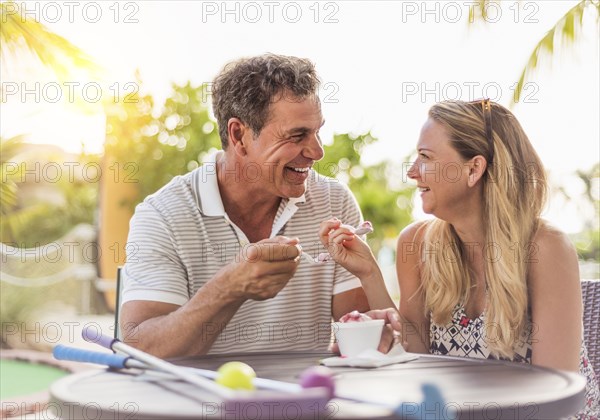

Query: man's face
(242, 94), (325, 198)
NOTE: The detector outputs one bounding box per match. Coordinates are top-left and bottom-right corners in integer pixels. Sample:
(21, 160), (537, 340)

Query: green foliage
(575, 162), (600, 217)
(315, 132), (415, 254)
(0, 135), (25, 214)
(104, 81), (221, 209)
(573, 162), (600, 262)
(0, 149), (99, 247)
(1, 136), (98, 246)
(574, 229), (600, 262)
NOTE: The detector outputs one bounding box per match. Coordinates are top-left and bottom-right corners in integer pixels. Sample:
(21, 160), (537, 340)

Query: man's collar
(196, 150), (225, 216)
(196, 150), (306, 217)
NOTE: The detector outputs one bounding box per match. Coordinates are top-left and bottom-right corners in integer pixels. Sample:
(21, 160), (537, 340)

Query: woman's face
(408, 118), (475, 220)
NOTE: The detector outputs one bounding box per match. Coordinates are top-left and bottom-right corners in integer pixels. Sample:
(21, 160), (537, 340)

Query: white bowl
(332, 319), (385, 357)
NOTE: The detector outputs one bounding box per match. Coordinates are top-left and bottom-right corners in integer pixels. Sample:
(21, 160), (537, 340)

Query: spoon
(299, 221), (373, 263)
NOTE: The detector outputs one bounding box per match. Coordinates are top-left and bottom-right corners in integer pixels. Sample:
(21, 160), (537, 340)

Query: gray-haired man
(121, 54), (385, 357)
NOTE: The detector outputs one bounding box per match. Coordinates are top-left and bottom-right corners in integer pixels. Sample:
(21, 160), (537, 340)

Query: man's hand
(217, 236), (301, 301)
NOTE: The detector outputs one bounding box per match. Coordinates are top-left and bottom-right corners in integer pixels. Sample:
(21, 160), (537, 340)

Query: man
(120, 54), (384, 358)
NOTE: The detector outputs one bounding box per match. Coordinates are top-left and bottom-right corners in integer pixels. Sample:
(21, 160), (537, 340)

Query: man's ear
(227, 118), (249, 156)
(467, 155), (488, 187)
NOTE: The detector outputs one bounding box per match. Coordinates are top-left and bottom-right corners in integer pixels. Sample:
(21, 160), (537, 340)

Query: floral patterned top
(430, 304), (599, 419)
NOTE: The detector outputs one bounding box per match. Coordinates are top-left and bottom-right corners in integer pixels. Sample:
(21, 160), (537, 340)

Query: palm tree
(0, 1), (99, 79)
(469, 0), (600, 102)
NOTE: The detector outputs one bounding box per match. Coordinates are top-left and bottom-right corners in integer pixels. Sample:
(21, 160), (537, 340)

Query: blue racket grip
(53, 345), (129, 369)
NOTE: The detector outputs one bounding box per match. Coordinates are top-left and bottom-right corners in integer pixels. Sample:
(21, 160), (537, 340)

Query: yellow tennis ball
(215, 361), (256, 390)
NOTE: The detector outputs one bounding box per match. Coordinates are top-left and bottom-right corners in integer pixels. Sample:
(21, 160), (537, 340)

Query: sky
(2, 0), (599, 232)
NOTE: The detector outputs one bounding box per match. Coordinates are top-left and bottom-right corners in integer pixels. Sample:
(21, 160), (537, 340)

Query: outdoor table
(49, 351), (586, 419)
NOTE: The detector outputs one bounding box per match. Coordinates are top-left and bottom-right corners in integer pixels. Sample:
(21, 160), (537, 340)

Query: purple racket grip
(53, 345), (129, 369)
(82, 325), (117, 350)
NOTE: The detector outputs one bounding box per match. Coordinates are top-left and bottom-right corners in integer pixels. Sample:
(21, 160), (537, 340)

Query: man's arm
(122, 216), (301, 358)
(121, 263), (246, 358)
(331, 287), (370, 321)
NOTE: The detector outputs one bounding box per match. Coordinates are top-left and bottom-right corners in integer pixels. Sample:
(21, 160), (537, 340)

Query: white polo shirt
(122, 152), (363, 353)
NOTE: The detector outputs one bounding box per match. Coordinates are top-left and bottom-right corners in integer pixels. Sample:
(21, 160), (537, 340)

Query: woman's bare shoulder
(528, 219), (579, 288)
(398, 220), (429, 244)
(531, 220), (577, 260)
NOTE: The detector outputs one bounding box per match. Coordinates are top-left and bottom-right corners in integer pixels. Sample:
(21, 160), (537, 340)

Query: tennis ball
(215, 361), (256, 390)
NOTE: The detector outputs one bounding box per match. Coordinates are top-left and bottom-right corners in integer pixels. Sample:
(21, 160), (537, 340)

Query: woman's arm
(528, 223), (582, 372)
(396, 222), (430, 353)
(319, 219), (395, 310)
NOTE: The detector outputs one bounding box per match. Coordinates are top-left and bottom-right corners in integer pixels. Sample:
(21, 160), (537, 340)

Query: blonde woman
(320, 100), (599, 418)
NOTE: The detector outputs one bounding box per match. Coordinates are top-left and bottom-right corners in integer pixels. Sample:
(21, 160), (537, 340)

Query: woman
(320, 100), (599, 418)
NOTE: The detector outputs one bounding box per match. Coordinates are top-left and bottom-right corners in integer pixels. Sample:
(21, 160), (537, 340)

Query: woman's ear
(467, 155), (488, 187)
(227, 118), (248, 156)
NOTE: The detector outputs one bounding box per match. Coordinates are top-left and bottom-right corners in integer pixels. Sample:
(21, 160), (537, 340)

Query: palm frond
(0, 134), (26, 164)
(467, 0), (497, 23)
(0, 1), (101, 80)
(512, 0), (595, 103)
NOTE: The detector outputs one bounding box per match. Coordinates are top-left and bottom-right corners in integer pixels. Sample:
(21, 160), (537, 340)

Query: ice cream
(353, 221), (373, 235)
(339, 310), (373, 323)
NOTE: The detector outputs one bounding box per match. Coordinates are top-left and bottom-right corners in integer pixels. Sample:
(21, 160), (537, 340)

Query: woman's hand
(364, 308), (403, 331)
(318, 218), (378, 279)
(366, 308), (403, 353)
(329, 308), (403, 355)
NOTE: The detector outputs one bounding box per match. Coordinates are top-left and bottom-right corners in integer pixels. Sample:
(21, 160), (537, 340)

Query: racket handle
(82, 325), (117, 350)
(53, 345), (129, 369)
